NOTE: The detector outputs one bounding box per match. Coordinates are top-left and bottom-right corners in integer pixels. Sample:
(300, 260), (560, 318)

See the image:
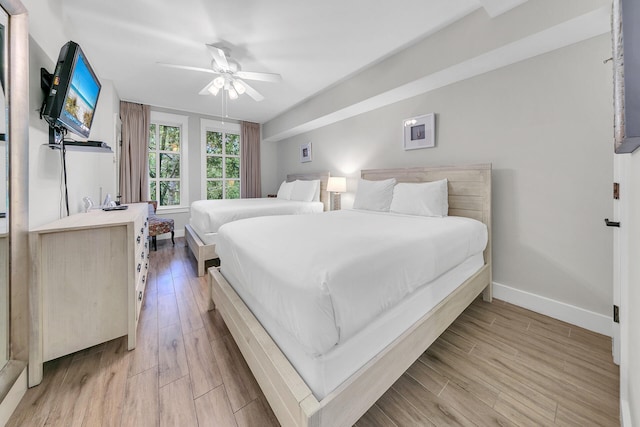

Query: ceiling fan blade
(235, 70), (282, 83)
(206, 44), (229, 70)
(238, 79), (264, 102)
(198, 80), (219, 95)
(157, 62), (216, 74)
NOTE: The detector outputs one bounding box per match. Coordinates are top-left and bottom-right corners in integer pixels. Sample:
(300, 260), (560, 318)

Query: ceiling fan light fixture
(228, 87), (239, 100)
(232, 80), (246, 95)
(208, 85), (220, 96)
(213, 76), (225, 89)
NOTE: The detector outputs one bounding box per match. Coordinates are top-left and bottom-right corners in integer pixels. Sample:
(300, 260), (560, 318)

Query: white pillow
(290, 180), (319, 202)
(390, 179), (448, 217)
(276, 181), (295, 200)
(353, 178), (396, 212)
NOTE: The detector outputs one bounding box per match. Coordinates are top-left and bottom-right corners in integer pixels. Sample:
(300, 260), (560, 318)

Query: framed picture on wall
(403, 113), (435, 150)
(300, 142), (312, 162)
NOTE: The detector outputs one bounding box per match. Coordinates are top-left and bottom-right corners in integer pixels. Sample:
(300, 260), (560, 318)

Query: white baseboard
(0, 364), (26, 427)
(621, 398), (631, 427)
(492, 281), (612, 337)
(155, 228), (185, 240)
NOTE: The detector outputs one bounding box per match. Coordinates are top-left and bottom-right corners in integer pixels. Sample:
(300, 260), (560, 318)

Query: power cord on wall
(61, 140), (69, 216)
(55, 126), (70, 217)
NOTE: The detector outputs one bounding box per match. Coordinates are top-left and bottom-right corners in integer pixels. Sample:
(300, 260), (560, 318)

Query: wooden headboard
(361, 164), (492, 277)
(286, 171), (330, 212)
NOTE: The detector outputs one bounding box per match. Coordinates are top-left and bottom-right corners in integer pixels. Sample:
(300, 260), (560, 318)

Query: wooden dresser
(28, 203), (149, 386)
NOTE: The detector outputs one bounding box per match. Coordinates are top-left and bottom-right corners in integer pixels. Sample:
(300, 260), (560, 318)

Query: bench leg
(152, 236), (157, 251)
(171, 231), (175, 246)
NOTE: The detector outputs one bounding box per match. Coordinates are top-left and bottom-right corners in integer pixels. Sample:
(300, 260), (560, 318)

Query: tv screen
(42, 41), (101, 139)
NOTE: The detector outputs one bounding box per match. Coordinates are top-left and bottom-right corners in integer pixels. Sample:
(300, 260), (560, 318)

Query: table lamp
(327, 177), (347, 210)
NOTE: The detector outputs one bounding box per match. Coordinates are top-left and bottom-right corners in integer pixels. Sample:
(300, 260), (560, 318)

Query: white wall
(28, 36), (119, 228)
(264, 2), (614, 334)
(260, 138), (278, 197)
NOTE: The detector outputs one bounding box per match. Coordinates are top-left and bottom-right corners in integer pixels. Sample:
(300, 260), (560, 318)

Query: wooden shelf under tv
(44, 143), (113, 153)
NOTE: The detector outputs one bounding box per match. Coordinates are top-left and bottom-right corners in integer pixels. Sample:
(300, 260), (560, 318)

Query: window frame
(149, 111), (189, 211)
(200, 118), (241, 200)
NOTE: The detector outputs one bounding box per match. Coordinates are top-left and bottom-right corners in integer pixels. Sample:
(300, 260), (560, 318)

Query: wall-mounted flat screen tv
(42, 41), (101, 139)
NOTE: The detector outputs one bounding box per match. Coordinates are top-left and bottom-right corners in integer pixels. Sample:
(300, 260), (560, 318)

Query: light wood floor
(9, 238), (619, 426)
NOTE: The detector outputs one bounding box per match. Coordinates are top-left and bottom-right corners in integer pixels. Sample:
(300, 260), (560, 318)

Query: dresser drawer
(135, 275), (146, 320)
(29, 203), (151, 387)
(134, 216), (148, 250)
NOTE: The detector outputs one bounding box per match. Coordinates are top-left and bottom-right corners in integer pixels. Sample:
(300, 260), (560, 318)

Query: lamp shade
(327, 177), (347, 193)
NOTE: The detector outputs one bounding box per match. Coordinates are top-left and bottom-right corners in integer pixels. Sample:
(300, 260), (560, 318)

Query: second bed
(185, 171), (330, 275)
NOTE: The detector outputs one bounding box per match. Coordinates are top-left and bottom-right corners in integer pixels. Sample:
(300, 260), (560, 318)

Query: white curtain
(119, 101), (150, 203)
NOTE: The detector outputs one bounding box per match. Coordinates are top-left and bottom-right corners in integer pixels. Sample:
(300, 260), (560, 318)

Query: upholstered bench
(147, 201), (175, 251)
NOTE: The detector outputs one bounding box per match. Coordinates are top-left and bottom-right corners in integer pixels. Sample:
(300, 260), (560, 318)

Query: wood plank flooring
(8, 238), (619, 426)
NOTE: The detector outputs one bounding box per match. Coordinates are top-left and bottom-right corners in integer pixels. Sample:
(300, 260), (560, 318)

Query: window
(149, 112), (189, 208)
(201, 119), (241, 199)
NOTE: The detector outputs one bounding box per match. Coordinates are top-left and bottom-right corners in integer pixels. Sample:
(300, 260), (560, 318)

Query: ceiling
(30, 0), (526, 124)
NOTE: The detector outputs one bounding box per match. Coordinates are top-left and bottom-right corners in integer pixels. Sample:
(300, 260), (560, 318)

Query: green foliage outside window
(226, 134), (240, 156)
(226, 180), (240, 199)
(160, 126), (181, 151)
(206, 156), (222, 179)
(205, 130), (240, 199)
(207, 181), (223, 200)
(149, 124), (156, 150)
(160, 181), (180, 206)
(206, 131), (222, 155)
(149, 124), (182, 206)
(149, 153), (156, 179)
(226, 157), (240, 179)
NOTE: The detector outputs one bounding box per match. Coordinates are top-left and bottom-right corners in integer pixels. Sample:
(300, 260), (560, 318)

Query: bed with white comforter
(216, 208), (488, 398)
(209, 164), (492, 426)
(185, 172), (329, 276)
(190, 198), (324, 245)
(218, 209), (486, 354)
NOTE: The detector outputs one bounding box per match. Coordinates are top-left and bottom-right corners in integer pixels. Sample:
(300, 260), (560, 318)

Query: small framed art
(300, 142), (312, 162)
(403, 113), (435, 150)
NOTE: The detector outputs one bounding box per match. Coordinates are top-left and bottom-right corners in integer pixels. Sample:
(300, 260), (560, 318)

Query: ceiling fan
(158, 44), (282, 102)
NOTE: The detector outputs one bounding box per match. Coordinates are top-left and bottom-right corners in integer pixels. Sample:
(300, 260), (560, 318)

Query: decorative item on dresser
(146, 200), (175, 251)
(326, 176), (347, 210)
(28, 203), (150, 387)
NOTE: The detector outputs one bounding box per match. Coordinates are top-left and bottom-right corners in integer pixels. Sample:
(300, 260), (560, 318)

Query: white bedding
(216, 209), (488, 357)
(222, 251), (484, 399)
(190, 198), (324, 235)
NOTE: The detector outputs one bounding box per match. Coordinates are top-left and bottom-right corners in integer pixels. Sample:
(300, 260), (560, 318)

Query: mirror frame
(0, 0), (29, 414)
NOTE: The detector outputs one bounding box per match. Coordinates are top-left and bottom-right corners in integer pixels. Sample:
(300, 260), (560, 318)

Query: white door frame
(614, 153), (631, 425)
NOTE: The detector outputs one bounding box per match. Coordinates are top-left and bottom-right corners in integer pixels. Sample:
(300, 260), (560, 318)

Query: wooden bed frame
(185, 171), (330, 276)
(209, 164), (492, 426)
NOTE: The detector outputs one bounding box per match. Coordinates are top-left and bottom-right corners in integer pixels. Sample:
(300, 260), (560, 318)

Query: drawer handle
(604, 218), (620, 228)
(144, 221), (148, 227)
(138, 291), (143, 301)
(142, 275), (146, 284)
(145, 263), (148, 270)
(137, 236), (141, 244)
(140, 227), (144, 234)
(137, 263), (141, 273)
(141, 251), (145, 259)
